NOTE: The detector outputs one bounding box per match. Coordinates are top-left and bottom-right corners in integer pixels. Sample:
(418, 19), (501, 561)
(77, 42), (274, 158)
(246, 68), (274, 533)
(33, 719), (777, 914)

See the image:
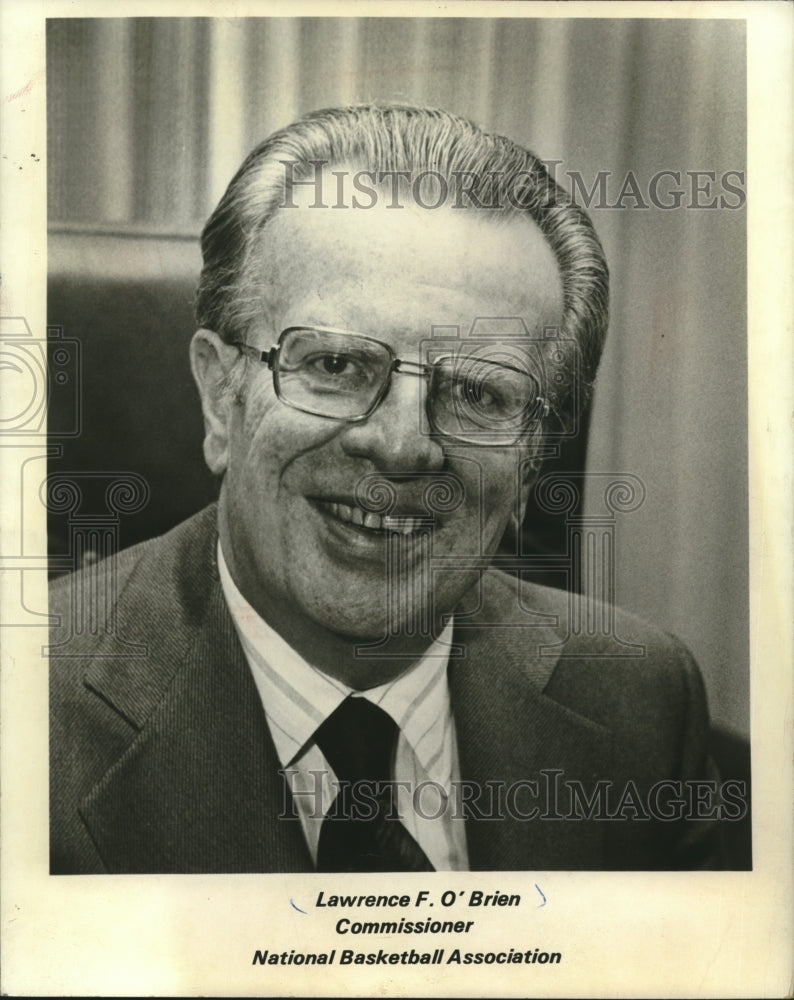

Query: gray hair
(196, 104), (609, 424)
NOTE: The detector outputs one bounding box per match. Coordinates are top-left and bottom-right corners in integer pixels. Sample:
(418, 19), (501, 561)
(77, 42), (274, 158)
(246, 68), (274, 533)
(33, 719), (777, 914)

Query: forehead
(256, 194), (563, 338)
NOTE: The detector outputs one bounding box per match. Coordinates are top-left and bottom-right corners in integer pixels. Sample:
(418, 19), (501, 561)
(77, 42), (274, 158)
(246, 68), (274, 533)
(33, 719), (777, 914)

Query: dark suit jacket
(50, 505), (722, 873)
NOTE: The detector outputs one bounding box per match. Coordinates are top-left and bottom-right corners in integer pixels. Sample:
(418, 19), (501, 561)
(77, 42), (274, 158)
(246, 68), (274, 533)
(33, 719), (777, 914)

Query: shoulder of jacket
(48, 504), (218, 651)
(481, 568), (699, 690)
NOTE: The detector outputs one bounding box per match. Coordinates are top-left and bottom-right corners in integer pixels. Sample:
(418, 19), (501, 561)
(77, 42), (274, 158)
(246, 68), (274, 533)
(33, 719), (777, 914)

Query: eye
(453, 374), (500, 409)
(304, 352), (361, 377)
(317, 353), (353, 376)
(299, 350), (380, 392)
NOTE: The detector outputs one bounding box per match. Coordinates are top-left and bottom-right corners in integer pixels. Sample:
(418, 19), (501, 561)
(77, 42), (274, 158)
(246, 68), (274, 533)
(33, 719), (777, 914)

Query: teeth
(321, 501), (426, 535)
(383, 516), (422, 535)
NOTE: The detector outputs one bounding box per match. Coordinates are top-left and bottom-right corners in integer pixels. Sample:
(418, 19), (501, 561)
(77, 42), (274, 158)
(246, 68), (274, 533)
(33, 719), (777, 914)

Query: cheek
(233, 377), (304, 460)
(225, 398), (284, 496)
(230, 391), (344, 492)
(239, 380), (280, 438)
(476, 456), (521, 530)
(445, 453), (520, 548)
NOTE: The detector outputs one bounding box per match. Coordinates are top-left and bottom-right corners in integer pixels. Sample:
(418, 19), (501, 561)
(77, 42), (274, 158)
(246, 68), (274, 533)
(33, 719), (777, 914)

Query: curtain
(47, 17), (748, 735)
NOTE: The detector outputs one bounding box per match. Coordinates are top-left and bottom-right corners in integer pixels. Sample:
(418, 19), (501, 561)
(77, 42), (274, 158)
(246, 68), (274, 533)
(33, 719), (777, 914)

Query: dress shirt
(218, 544), (469, 871)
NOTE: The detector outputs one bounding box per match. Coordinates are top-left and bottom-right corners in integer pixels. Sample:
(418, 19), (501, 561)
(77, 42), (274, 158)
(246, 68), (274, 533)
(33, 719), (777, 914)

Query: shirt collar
(217, 543), (454, 782)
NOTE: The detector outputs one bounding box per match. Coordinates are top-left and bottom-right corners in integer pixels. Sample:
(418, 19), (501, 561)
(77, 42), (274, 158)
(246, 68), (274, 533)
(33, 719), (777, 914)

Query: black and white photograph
(46, 14), (751, 873)
(1, 2), (791, 997)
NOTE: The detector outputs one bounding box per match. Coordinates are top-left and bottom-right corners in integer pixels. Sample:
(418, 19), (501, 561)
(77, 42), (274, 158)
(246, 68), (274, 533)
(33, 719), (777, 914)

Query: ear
(189, 328), (240, 476)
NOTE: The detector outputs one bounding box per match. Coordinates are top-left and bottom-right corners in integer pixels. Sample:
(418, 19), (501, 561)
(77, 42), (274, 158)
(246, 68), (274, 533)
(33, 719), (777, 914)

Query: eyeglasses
(232, 325), (548, 446)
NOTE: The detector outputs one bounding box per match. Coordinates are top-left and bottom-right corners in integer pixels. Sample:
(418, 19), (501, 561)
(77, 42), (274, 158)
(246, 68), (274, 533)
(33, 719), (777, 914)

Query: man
(50, 105), (724, 873)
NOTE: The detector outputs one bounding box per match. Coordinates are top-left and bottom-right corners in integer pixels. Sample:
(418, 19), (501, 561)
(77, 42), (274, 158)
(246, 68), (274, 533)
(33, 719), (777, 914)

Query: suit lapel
(79, 510), (312, 873)
(450, 578), (612, 871)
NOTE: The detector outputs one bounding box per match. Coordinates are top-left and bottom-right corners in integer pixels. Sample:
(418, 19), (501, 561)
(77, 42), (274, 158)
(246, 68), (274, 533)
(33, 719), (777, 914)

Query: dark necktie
(314, 696), (435, 872)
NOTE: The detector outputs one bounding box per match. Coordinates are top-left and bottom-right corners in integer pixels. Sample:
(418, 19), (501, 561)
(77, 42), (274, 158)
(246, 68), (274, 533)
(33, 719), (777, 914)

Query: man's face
(199, 193), (563, 659)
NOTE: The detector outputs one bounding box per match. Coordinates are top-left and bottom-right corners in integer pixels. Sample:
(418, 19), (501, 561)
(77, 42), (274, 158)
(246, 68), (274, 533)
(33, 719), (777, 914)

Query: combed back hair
(196, 104), (609, 423)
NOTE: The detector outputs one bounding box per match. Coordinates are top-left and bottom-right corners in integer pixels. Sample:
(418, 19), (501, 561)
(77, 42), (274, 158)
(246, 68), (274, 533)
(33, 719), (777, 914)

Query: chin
(311, 598), (434, 645)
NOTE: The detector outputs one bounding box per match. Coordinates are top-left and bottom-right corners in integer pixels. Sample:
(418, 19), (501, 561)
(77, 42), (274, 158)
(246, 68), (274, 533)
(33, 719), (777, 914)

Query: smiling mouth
(316, 500), (429, 536)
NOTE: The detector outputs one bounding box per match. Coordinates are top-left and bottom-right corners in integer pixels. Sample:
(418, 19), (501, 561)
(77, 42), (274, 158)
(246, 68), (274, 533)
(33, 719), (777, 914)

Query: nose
(338, 369), (445, 473)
